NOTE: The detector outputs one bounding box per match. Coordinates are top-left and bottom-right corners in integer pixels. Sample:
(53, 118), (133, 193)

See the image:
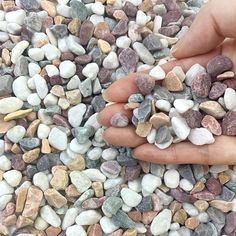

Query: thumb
(171, 0), (236, 59)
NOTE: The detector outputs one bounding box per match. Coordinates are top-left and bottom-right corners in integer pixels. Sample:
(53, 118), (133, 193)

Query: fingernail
(102, 89), (110, 102)
(170, 44), (178, 56)
(96, 113), (101, 124)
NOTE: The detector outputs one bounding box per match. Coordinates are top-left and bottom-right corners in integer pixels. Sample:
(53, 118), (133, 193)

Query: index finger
(103, 49), (220, 103)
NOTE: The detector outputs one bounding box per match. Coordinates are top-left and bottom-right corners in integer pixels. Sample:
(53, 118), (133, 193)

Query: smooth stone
(103, 51), (119, 69)
(59, 60), (76, 79)
(155, 126), (172, 144)
(182, 109), (203, 129)
(66, 225), (87, 236)
(143, 33), (163, 51)
(141, 174), (162, 193)
(116, 36), (132, 48)
(155, 100), (171, 112)
(224, 88), (236, 110)
(74, 126), (94, 144)
(207, 55), (233, 77)
(151, 209), (172, 235)
(20, 0), (40, 10)
(199, 101), (226, 119)
(178, 165), (196, 184)
(134, 99), (151, 123)
(119, 48), (139, 73)
(121, 188), (142, 207)
(28, 48), (44, 61)
(135, 74), (155, 95)
(40, 205), (61, 227)
(222, 111), (236, 135)
(133, 42), (155, 65)
(209, 82), (227, 100)
(0, 97), (23, 114)
(41, 44), (61, 61)
(5, 9), (26, 26)
(0, 75), (13, 96)
(76, 210), (102, 225)
(112, 210), (136, 228)
(70, 0), (88, 21)
(62, 208), (79, 230)
(12, 76), (31, 101)
(164, 169), (180, 188)
(0, 180), (14, 197)
(68, 104), (86, 128)
(188, 128), (215, 145)
(33, 74), (48, 99)
(149, 65), (166, 81)
(0, 156), (11, 171)
(171, 117), (190, 140)
(173, 99), (194, 114)
(101, 160), (122, 178)
(163, 71), (184, 92)
(48, 127), (67, 151)
(70, 170), (92, 193)
(33, 172), (49, 191)
(19, 138), (40, 150)
(185, 64), (206, 86)
(110, 113), (129, 127)
(153, 85), (174, 103)
(79, 78), (92, 97)
(3, 170), (22, 187)
(7, 125), (26, 143)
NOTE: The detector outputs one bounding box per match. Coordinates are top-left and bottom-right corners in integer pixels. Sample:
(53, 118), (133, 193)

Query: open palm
(98, 0), (236, 164)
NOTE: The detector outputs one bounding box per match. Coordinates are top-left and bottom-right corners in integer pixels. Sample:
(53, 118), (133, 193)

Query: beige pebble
(34, 39), (49, 48)
(51, 85), (65, 97)
(185, 217), (199, 230)
(2, 214), (17, 226)
(54, 15), (65, 25)
(68, 18), (81, 36)
(22, 186), (43, 220)
(23, 148), (41, 163)
(2, 48), (11, 66)
(41, 0), (57, 17)
(4, 109), (32, 121)
(149, 112), (170, 129)
(52, 59), (61, 67)
(124, 103), (140, 110)
(169, 200), (182, 215)
(128, 211), (142, 222)
(2, 1), (15, 11)
(142, 211), (158, 225)
(41, 139), (51, 154)
(98, 39), (112, 54)
(44, 188), (67, 208)
(113, 10), (128, 20)
(106, 0), (116, 4)
(218, 171), (231, 184)
(16, 188), (28, 213)
(11, 143), (22, 154)
(194, 200), (209, 212)
(173, 209), (187, 225)
(26, 119), (40, 137)
(199, 101), (226, 119)
(16, 215), (34, 228)
(122, 229), (137, 236)
(0, 115), (16, 133)
(138, 0), (153, 12)
(50, 168), (69, 190)
(45, 226), (61, 236)
(172, 66), (186, 82)
(155, 33), (178, 45)
(190, 181), (205, 194)
(58, 97), (70, 110)
(209, 200), (232, 213)
(217, 71), (235, 80)
(163, 71), (184, 92)
(92, 181), (104, 198)
(67, 155), (85, 171)
(66, 89), (81, 105)
(135, 122), (152, 137)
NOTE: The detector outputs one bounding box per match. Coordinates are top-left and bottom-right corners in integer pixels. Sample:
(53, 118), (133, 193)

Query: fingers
(103, 125), (146, 147)
(102, 49), (220, 103)
(133, 136), (236, 165)
(97, 103), (132, 127)
(172, 0), (236, 58)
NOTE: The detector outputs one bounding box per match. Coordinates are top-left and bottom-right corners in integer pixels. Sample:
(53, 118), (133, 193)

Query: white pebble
(48, 127), (67, 151)
(171, 117), (190, 140)
(28, 48), (44, 61)
(133, 42), (155, 65)
(82, 169), (106, 182)
(151, 209), (172, 235)
(209, 165), (229, 174)
(6, 125), (26, 143)
(82, 63), (99, 79)
(183, 203), (199, 217)
(28, 63), (41, 77)
(41, 43), (61, 61)
(3, 170), (22, 187)
(179, 179), (193, 191)
(164, 169), (180, 188)
(58, 38), (70, 52)
(87, 147), (102, 160)
(62, 207), (79, 230)
(84, 113), (101, 131)
(224, 88), (236, 111)
(116, 36), (132, 48)
(45, 65), (59, 77)
(56, 4), (71, 17)
(100, 216), (119, 234)
(43, 94), (58, 107)
(128, 178), (142, 192)
(27, 93), (41, 106)
(188, 128), (215, 145)
(0, 180), (14, 197)
(104, 177), (124, 190)
(156, 100), (171, 112)
(103, 52), (119, 69)
(0, 32), (9, 42)
(35, 216), (49, 231)
(70, 139), (92, 154)
(11, 40), (29, 63)
(40, 205), (61, 227)
(122, 203), (132, 212)
(141, 174), (162, 193)
(5, 9), (26, 25)
(136, 10), (149, 26)
(59, 60), (76, 79)
(197, 212), (209, 223)
(149, 65), (166, 80)
(102, 148), (119, 161)
(185, 64), (206, 86)
(33, 74), (49, 99)
(147, 128), (157, 144)
(91, 2), (105, 15)
(33, 172), (49, 191)
(66, 225), (87, 236)
(0, 155), (11, 171)
(67, 35), (85, 55)
(153, 15), (162, 33)
(0, 195), (12, 211)
(90, 14), (104, 26)
(174, 99), (194, 114)
(76, 210), (102, 225)
(121, 188), (142, 207)
(0, 140), (4, 156)
(13, 76), (31, 101)
(155, 136), (173, 150)
(68, 103), (87, 128)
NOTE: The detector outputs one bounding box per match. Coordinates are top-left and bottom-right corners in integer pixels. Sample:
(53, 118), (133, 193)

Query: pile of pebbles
(112, 55), (236, 149)
(0, 0), (236, 236)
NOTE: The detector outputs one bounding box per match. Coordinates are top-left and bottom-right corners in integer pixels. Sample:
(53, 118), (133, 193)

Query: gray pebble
(91, 95), (106, 113)
(79, 78), (92, 97)
(24, 12), (42, 31)
(136, 196), (153, 212)
(102, 197), (123, 216)
(153, 85), (174, 103)
(50, 24), (68, 38)
(74, 126), (95, 144)
(44, 105), (62, 116)
(19, 138), (41, 150)
(70, 0), (88, 21)
(0, 75), (13, 96)
(143, 33), (163, 52)
(20, 0), (40, 10)
(134, 99), (152, 123)
(117, 155), (137, 167)
(155, 126), (172, 144)
(220, 186), (235, 201)
(128, 93), (144, 103)
(14, 56), (28, 77)
(178, 164), (196, 184)
(112, 210), (136, 228)
(105, 185), (121, 197)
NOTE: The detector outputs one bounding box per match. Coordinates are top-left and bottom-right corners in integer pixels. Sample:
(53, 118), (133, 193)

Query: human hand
(98, 0), (236, 165)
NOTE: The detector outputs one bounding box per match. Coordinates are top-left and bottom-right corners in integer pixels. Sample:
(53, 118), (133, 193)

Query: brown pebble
(109, 229), (124, 236)
(190, 181), (205, 194)
(0, 115), (16, 133)
(201, 115), (222, 136)
(54, 15), (65, 25)
(169, 200), (182, 215)
(68, 18), (81, 36)
(194, 200), (209, 212)
(151, 193), (163, 212)
(218, 172), (231, 184)
(2, 214), (17, 226)
(46, 226), (61, 236)
(142, 211), (158, 225)
(128, 211), (142, 222)
(26, 119), (40, 137)
(3, 202), (15, 217)
(209, 200), (232, 213)
(80, 20), (94, 45)
(41, 139), (51, 154)
(217, 71), (235, 80)
(124, 103), (140, 110)
(185, 217), (199, 230)
(94, 22), (110, 39)
(92, 182), (104, 198)
(22, 187), (43, 220)
(15, 188), (28, 213)
(11, 143), (22, 154)
(65, 184), (81, 198)
(135, 122), (152, 137)
(138, 0), (153, 12)
(16, 215), (34, 228)
(2, 48), (11, 66)
(113, 10), (128, 20)
(149, 112), (170, 129)
(122, 229), (137, 236)
(51, 85), (65, 97)
(22, 148), (41, 163)
(50, 168), (69, 190)
(66, 89), (81, 105)
(162, 71), (184, 92)
(98, 39), (111, 54)
(173, 209), (188, 225)
(44, 189), (67, 208)
(199, 101), (226, 119)
(88, 224), (103, 236)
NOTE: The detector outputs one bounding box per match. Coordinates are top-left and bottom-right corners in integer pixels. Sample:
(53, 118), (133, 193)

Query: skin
(98, 0), (236, 165)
